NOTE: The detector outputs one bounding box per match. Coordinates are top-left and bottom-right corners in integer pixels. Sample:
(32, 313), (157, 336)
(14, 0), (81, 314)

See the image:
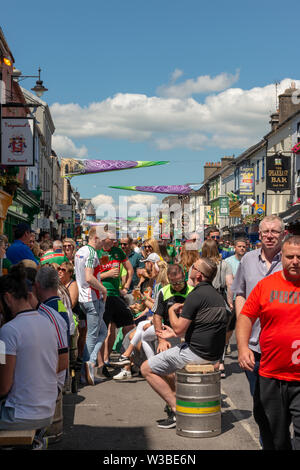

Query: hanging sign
(219, 196), (229, 217)
(266, 155), (291, 192)
(1, 117), (35, 166)
(239, 166), (254, 195)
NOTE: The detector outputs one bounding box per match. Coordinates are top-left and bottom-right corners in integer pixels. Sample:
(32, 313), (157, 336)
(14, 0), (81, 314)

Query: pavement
(49, 340), (260, 452)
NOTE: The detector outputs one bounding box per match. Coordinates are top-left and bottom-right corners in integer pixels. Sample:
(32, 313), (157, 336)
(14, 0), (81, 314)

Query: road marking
(221, 388), (260, 448)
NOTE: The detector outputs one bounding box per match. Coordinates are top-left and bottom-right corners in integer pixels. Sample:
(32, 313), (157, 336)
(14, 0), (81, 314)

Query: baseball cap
(141, 253), (161, 263)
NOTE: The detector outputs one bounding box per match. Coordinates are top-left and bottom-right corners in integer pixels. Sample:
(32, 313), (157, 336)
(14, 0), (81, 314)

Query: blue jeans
(80, 300), (107, 365)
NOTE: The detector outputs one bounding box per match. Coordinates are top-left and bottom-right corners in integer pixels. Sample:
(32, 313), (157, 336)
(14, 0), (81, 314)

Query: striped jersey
(75, 244), (103, 302)
(38, 303), (69, 390)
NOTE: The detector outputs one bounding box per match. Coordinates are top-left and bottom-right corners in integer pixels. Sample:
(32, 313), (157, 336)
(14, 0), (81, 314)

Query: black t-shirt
(181, 281), (227, 361)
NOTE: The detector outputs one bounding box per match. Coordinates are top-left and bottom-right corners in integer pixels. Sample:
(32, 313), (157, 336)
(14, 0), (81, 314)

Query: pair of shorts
(148, 343), (216, 376)
(227, 303), (236, 332)
(103, 295), (134, 328)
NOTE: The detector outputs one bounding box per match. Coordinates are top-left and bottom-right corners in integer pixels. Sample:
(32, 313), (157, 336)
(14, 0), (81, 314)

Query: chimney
(204, 161), (221, 180)
(221, 156), (235, 168)
(278, 82), (300, 124)
(269, 112), (279, 131)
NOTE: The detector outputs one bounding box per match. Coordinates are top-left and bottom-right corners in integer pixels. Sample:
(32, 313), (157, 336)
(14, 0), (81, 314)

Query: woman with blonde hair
(63, 238), (76, 264)
(112, 258), (169, 377)
(178, 241), (200, 283)
(137, 238), (163, 286)
(142, 238), (162, 259)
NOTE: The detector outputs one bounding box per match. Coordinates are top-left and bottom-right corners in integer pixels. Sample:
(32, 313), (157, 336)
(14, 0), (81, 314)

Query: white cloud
(157, 70), (240, 98)
(50, 78), (300, 152)
(52, 134), (88, 157)
(126, 194), (159, 206)
(170, 68), (184, 83)
(91, 194), (115, 207)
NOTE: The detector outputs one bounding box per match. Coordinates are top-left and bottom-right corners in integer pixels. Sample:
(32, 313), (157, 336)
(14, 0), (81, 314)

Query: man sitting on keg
(141, 257), (228, 429)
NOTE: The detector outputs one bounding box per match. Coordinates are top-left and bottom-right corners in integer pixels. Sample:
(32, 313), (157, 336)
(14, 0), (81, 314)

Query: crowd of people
(0, 217), (299, 450)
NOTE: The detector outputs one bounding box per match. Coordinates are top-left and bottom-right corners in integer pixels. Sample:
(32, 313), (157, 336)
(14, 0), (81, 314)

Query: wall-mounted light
(11, 67), (48, 99)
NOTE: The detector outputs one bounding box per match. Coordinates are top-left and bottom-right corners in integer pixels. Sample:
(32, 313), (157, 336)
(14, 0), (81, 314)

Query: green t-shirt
(40, 251), (69, 266)
(97, 247), (127, 297)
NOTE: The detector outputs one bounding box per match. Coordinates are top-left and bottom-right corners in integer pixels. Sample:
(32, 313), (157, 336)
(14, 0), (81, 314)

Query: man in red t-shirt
(236, 235), (300, 450)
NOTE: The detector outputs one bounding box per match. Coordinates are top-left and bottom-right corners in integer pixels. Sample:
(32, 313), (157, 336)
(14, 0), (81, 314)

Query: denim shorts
(0, 401), (53, 430)
(148, 343), (216, 376)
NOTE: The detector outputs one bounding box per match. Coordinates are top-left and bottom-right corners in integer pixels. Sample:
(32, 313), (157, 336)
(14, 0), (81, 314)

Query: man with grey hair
(35, 265), (70, 341)
(141, 257), (228, 429)
(232, 215), (285, 398)
(31, 266), (69, 392)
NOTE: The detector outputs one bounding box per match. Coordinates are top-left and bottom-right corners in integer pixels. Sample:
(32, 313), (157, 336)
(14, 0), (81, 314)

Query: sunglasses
(63, 244), (73, 248)
(120, 243), (128, 246)
(144, 245), (153, 250)
(57, 267), (67, 272)
(171, 280), (185, 287)
(191, 264), (206, 276)
(210, 236), (220, 240)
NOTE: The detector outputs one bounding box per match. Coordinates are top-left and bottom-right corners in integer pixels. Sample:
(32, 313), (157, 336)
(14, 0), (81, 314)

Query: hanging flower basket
(291, 142), (300, 154)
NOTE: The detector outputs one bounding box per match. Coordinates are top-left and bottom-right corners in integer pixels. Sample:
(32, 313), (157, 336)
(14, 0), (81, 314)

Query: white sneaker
(113, 368), (132, 380)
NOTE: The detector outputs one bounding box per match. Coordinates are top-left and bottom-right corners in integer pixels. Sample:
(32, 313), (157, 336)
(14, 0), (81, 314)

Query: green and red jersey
(97, 247), (127, 297)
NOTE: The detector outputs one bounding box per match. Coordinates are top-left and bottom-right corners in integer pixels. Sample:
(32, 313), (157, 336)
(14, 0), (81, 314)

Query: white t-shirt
(75, 244), (103, 303)
(0, 310), (58, 420)
(38, 303), (69, 390)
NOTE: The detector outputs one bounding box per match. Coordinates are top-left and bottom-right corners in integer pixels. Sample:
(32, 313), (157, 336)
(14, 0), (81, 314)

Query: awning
(280, 204), (300, 224)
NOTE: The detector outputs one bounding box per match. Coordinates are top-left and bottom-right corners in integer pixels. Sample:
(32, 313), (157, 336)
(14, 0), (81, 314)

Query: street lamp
(11, 67), (48, 99)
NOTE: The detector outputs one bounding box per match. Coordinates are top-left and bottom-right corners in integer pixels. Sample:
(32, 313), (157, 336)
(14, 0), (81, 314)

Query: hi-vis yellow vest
(162, 284), (194, 302)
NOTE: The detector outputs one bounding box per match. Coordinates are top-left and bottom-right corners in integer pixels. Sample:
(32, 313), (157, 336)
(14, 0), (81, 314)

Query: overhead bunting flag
(61, 159), (169, 178)
(109, 184), (202, 195)
(227, 191), (241, 202)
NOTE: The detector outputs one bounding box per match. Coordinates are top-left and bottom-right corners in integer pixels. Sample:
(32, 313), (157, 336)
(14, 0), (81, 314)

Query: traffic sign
(255, 204), (265, 215)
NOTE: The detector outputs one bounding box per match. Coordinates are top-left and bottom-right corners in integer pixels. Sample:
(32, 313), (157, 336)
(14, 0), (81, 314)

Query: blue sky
(2, 0), (299, 214)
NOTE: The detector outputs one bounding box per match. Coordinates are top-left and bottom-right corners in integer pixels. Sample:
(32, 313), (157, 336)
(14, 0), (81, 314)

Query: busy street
(1, 2), (300, 459)
(50, 343), (260, 451)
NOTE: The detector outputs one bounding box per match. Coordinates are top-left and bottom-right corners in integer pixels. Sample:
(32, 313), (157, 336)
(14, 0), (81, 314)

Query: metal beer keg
(176, 364), (221, 438)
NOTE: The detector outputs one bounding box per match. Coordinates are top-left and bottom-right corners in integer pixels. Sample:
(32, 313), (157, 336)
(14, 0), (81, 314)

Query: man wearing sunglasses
(141, 258), (228, 429)
(206, 227), (234, 260)
(152, 264), (194, 355)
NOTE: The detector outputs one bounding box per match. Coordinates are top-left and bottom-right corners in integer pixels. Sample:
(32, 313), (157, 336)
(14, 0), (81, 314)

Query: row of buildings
(162, 83), (300, 242)
(0, 28), (84, 242)
(1, 27), (300, 243)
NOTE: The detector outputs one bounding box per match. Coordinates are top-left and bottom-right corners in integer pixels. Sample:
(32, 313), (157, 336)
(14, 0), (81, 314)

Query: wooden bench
(0, 429), (36, 446)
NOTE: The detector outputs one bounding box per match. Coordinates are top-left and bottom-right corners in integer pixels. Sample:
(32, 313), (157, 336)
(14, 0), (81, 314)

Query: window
(256, 194), (260, 204)
(262, 158), (265, 179)
(256, 161), (260, 181)
(262, 192), (265, 204)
